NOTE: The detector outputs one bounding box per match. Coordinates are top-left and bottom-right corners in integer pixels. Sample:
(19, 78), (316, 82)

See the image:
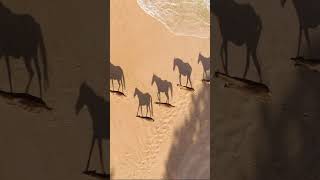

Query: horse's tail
(37, 24), (49, 90)
(169, 82), (173, 98)
(122, 69), (126, 90)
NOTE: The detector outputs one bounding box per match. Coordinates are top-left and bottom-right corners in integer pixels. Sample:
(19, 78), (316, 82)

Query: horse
(212, 0), (263, 82)
(197, 53), (210, 80)
(151, 74), (173, 104)
(281, 0), (320, 57)
(110, 62), (125, 92)
(134, 88), (153, 117)
(0, 2), (49, 97)
(173, 57), (193, 88)
(75, 82), (109, 176)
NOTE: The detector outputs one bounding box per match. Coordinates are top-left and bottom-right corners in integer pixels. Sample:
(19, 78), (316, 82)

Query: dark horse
(76, 82), (109, 176)
(110, 62), (125, 93)
(151, 74), (173, 104)
(212, 0), (263, 82)
(173, 57), (193, 88)
(281, 0), (320, 58)
(198, 53), (210, 80)
(0, 2), (49, 97)
(134, 88), (153, 118)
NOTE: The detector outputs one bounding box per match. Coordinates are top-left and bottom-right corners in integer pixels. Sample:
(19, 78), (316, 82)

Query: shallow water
(137, 0), (210, 38)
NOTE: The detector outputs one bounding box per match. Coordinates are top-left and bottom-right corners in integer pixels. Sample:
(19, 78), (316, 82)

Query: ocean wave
(137, 0), (210, 38)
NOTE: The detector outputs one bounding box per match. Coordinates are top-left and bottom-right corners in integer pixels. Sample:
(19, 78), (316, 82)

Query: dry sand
(110, 0), (210, 179)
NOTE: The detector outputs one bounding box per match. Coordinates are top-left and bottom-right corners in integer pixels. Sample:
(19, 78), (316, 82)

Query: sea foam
(137, 0), (210, 38)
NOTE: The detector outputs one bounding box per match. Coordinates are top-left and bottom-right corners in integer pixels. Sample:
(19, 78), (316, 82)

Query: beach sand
(110, 0), (210, 179)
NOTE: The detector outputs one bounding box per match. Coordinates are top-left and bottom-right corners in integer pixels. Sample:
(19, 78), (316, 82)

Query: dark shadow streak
(109, 90), (126, 97)
(155, 101), (175, 108)
(136, 115), (154, 122)
(0, 89), (52, 112)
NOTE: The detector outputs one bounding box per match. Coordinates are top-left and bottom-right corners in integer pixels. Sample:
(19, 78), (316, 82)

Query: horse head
(151, 74), (156, 86)
(198, 53), (202, 64)
(281, 0), (287, 7)
(173, 57), (177, 71)
(134, 88), (138, 98)
(76, 82), (89, 115)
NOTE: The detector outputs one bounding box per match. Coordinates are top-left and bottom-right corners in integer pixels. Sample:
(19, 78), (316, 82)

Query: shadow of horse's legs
(85, 137), (95, 172)
(179, 74), (182, 85)
(251, 49), (262, 82)
(221, 40), (229, 74)
(111, 80), (114, 91)
(243, 48), (250, 79)
(34, 56), (43, 97)
(304, 28), (312, 56)
(98, 139), (106, 174)
(24, 58), (34, 93)
(187, 75), (193, 88)
(5, 56), (13, 92)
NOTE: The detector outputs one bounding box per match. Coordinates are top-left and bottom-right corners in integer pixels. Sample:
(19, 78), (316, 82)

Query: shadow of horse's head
(133, 87), (138, 98)
(75, 82), (90, 115)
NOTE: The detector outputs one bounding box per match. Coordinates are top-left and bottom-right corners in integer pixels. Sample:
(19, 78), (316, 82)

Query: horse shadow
(0, 2), (49, 98)
(198, 52), (211, 81)
(151, 74), (174, 107)
(173, 57), (193, 89)
(75, 82), (110, 177)
(134, 87), (154, 120)
(110, 62), (125, 95)
(281, 0), (320, 59)
(212, 0), (263, 83)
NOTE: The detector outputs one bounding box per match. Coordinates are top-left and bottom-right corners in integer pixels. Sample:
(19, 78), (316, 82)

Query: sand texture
(110, 0), (210, 179)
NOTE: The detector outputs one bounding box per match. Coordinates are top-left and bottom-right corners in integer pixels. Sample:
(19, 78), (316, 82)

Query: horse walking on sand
(213, 0), (263, 82)
(110, 62), (125, 92)
(76, 82), (109, 176)
(198, 53), (210, 80)
(0, 2), (49, 97)
(151, 74), (173, 104)
(173, 57), (193, 88)
(134, 88), (153, 117)
(281, 0), (320, 57)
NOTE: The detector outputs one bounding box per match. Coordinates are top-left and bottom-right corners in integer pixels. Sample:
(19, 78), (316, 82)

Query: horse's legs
(5, 56), (12, 92)
(224, 41), (229, 74)
(117, 79), (121, 91)
(140, 105), (143, 116)
(157, 91), (160, 102)
(33, 56), (43, 98)
(243, 47), (251, 79)
(179, 74), (182, 85)
(136, 105), (140, 116)
(188, 75), (193, 88)
(98, 139), (106, 174)
(297, 26), (302, 57)
(146, 105), (149, 117)
(24, 58), (34, 94)
(220, 42), (226, 72)
(304, 28), (312, 56)
(85, 137), (95, 172)
(165, 91), (169, 103)
(251, 50), (262, 83)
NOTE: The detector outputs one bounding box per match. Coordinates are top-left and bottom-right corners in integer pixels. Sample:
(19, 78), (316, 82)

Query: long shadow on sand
(0, 2), (49, 98)
(76, 82), (110, 178)
(0, 89), (52, 113)
(164, 85), (210, 179)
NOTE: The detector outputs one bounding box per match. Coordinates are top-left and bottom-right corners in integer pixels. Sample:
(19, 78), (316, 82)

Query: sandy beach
(110, 0), (210, 179)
